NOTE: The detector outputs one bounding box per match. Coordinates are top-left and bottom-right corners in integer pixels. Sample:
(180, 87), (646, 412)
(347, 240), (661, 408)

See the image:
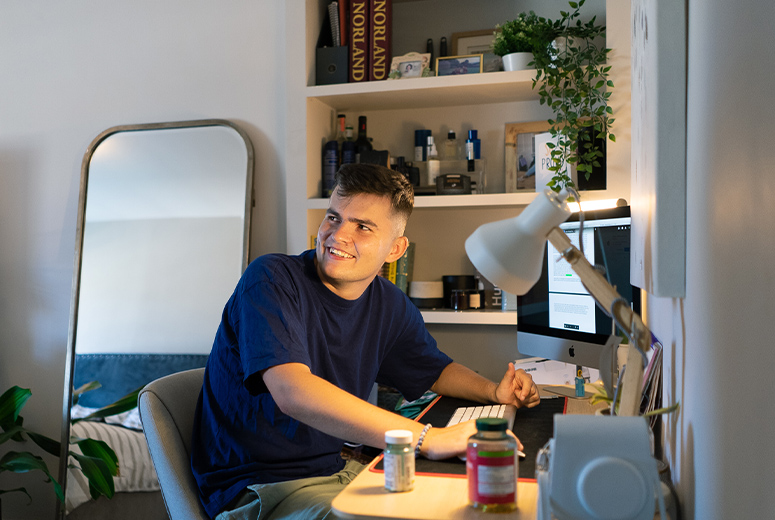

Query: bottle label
(466, 446), (516, 504)
(384, 451), (414, 492)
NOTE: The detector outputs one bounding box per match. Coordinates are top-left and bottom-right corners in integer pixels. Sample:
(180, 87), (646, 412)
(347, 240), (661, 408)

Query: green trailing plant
(491, 11), (552, 57)
(0, 382), (140, 507)
(528, 0), (615, 193)
(588, 384), (680, 417)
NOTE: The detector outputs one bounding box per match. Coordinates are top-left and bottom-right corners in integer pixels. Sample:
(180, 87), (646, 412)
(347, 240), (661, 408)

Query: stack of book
(379, 242), (415, 293)
(328, 0), (392, 83)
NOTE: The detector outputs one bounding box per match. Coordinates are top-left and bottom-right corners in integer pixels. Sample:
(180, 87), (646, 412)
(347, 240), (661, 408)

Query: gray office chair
(139, 368), (209, 520)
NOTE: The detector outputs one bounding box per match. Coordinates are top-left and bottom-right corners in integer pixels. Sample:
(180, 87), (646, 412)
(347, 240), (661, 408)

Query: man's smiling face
(315, 190), (407, 300)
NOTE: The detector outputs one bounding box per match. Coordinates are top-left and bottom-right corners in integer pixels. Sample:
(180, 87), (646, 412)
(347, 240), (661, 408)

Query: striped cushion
(65, 421), (159, 513)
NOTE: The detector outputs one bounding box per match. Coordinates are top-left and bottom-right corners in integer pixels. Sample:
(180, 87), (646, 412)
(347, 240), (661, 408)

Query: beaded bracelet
(415, 423), (432, 457)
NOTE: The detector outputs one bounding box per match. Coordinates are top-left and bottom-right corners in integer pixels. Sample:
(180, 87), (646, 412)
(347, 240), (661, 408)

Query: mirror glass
(59, 120), (253, 518)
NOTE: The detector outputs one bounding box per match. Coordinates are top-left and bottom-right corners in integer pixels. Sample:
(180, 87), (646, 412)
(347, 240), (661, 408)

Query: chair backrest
(139, 367), (209, 520)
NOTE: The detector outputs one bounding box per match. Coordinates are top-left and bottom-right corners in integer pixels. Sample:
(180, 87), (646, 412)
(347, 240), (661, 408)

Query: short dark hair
(333, 163), (414, 228)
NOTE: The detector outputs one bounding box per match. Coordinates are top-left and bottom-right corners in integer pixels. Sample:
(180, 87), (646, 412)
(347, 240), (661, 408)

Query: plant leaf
(0, 451), (64, 503)
(0, 424), (25, 446)
(0, 487), (33, 502)
(0, 386), (31, 430)
(27, 431), (61, 458)
(73, 381), (102, 398)
(75, 437), (119, 476)
(73, 386), (142, 424)
(71, 451), (115, 499)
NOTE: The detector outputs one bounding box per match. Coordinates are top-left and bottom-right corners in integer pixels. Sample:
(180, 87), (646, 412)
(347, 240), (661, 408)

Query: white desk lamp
(464, 188), (651, 416)
(466, 188), (668, 520)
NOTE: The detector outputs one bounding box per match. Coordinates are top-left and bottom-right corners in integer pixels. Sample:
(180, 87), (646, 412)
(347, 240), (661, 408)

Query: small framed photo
(388, 52), (431, 80)
(452, 29), (502, 72)
(504, 121), (552, 192)
(435, 54), (483, 77)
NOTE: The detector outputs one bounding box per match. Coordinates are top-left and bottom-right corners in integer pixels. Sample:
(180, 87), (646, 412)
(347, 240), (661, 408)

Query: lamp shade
(465, 189), (572, 295)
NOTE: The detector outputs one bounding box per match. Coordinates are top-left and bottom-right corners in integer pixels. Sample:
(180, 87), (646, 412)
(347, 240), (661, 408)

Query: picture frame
(435, 54), (483, 77)
(504, 121), (553, 192)
(451, 29), (502, 72)
(388, 52), (432, 80)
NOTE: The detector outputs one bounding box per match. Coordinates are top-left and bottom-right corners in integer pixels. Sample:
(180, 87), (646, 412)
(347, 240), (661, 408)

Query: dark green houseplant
(529, 0), (615, 193)
(495, 1), (615, 193)
(491, 11), (551, 57)
(0, 382), (139, 513)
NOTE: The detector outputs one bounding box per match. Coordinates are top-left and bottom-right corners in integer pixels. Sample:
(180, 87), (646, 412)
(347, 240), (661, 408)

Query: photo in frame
(388, 52), (432, 79)
(436, 54), (483, 76)
(504, 121), (553, 192)
(451, 29), (502, 72)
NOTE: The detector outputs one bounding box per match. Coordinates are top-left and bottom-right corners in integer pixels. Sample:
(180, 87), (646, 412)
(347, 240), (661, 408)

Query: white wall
(0, 2), (286, 517)
(652, 0), (775, 518)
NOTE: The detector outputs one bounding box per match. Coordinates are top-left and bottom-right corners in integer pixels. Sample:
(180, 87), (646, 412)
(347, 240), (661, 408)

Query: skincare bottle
(444, 130), (460, 160)
(427, 135), (440, 185)
(466, 130), (481, 160)
(415, 129), (431, 162)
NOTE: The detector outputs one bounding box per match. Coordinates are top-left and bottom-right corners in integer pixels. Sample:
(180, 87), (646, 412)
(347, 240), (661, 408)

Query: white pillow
(70, 404), (143, 431)
(65, 421), (159, 513)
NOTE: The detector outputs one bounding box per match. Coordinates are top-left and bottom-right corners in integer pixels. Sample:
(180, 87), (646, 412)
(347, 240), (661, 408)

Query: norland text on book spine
(369, 0), (391, 81)
(349, 0), (369, 82)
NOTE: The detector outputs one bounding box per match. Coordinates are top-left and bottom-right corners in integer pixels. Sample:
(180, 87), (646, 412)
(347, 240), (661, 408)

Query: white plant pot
(502, 52), (533, 71)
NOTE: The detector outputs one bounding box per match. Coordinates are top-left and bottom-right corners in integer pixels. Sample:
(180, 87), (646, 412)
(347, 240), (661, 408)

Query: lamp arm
(546, 227), (650, 417)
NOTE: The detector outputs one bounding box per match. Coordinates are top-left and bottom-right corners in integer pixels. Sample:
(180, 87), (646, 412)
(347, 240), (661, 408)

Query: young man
(191, 163), (539, 519)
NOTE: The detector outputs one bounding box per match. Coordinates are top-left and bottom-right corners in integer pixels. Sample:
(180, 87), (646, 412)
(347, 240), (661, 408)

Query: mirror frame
(57, 119), (254, 518)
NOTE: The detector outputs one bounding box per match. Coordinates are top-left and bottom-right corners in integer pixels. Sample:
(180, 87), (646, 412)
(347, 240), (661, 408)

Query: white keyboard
(446, 404), (516, 430)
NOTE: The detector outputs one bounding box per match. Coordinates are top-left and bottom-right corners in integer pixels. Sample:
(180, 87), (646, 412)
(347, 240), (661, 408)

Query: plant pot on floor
(502, 52), (533, 71)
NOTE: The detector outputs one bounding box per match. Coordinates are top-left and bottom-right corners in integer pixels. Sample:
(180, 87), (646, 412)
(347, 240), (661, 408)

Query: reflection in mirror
(59, 120), (253, 519)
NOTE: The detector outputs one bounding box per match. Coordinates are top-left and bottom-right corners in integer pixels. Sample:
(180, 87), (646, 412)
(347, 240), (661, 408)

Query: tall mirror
(59, 120), (253, 519)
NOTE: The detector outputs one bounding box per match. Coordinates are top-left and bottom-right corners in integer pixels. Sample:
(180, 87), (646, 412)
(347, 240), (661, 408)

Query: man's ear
(385, 236), (409, 264)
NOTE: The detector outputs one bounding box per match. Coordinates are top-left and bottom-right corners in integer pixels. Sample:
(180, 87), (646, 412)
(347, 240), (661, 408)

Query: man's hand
(495, 363), (540, 408)
(420, 421), (525, 460)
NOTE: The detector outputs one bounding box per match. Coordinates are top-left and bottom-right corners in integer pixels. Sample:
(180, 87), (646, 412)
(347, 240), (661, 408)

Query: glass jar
(466, 418), (517, 512)
(384, 430), (414, 492)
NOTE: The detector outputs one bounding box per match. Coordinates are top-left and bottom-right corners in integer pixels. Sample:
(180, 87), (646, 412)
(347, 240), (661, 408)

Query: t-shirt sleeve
(233, 268), (311, 394)
(375, 299), (452, 402)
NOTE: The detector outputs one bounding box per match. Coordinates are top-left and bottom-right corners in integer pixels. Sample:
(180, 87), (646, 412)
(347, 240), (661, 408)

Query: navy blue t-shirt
(191, 250), (452, 517)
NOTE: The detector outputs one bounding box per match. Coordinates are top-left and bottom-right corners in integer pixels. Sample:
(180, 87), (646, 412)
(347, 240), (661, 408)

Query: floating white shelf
(306, 192), (539, 210)
(306, 69), (539, 111)
(420, 309), (518, 325)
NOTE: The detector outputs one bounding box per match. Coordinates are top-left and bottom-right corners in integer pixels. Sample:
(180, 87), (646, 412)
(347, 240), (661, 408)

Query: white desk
(332, 461), (538, 520)
(333, 387), (605, 520)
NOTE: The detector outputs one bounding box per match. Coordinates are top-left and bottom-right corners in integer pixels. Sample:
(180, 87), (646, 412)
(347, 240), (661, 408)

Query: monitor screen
(516, 205), (640, 373)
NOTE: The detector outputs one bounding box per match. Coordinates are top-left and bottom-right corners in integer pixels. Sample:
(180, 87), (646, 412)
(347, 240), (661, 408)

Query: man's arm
(430, 361), (540, 408)
(262, 362), (478, 460)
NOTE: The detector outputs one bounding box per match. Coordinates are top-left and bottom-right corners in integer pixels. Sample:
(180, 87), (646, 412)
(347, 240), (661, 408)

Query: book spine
(387, 259), (397, 284)
(369, 0), (391, 81)
(349, 0), (369, 82)
(339, 0), (348, 46)
(394, 243), (414, 293)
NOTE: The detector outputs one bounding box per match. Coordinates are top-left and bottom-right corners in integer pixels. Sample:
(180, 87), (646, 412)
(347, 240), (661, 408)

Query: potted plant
(529, 0), (615, 193)
(0, 382), (139, 517)
(491, 11), (551, 72)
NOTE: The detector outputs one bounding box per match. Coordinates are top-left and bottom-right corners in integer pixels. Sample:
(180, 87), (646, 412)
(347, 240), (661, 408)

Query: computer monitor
(516, 205), (641, 374)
